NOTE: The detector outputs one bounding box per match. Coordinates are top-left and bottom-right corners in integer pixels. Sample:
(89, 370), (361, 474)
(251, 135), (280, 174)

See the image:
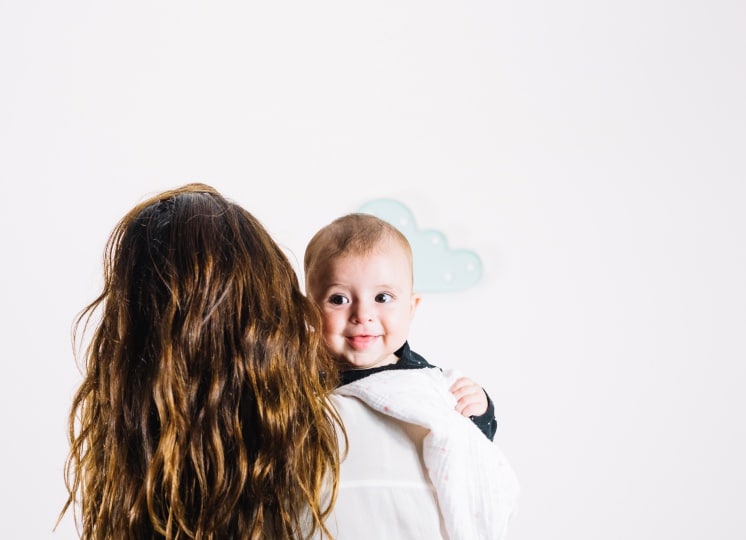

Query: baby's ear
(410, 292), (422, 314)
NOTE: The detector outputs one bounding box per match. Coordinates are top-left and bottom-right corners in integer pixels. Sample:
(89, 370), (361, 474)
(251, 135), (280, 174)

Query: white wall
(2, 1), (744, 538)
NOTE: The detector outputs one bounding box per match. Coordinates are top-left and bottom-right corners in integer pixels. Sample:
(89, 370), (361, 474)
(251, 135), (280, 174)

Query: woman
(60, 183), (343, 539)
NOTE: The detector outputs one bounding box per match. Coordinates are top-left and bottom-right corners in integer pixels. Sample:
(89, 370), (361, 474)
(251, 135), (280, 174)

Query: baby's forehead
(306, 230), (414, 293)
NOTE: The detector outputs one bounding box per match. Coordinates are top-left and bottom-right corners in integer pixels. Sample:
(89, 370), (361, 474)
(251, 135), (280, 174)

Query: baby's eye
(375, 293), (393, 303)
(329, 294), (349, 305)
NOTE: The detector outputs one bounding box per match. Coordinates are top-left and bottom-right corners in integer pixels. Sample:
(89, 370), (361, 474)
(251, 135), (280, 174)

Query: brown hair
(60, 183), (342, 539)
(303, 213), (413, 298)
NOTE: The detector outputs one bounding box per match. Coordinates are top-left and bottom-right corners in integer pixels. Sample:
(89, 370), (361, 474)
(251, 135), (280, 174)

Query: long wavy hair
(60, 183), (343, 539)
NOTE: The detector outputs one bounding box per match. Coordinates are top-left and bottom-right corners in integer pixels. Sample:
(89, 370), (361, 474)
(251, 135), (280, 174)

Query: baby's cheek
(320, 312), (340, 330)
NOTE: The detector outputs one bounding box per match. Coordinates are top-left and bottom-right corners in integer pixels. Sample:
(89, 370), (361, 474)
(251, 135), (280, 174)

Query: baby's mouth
(346, 334), (378, 350)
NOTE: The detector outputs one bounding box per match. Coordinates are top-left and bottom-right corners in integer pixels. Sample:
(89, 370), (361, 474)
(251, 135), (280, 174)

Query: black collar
(339, 341), (436, 386)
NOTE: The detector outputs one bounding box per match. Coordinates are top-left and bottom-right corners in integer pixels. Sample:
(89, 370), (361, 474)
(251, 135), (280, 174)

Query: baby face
(311, 238), (420, 370)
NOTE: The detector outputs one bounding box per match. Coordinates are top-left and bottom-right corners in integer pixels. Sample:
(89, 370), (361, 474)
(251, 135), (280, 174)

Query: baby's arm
(449, 376), (497, 441)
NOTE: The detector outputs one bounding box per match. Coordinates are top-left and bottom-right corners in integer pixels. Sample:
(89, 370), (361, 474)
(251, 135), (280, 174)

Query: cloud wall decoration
(357, 198), (483, 293)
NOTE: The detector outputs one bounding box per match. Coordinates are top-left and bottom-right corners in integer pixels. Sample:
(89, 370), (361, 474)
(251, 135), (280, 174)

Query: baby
(304, 212), (497, 439)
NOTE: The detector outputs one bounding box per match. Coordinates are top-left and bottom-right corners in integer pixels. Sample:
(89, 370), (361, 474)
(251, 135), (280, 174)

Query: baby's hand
(449, 376), (488, 417)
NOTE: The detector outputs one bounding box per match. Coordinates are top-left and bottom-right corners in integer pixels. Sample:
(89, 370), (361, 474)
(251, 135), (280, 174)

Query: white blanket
(334, 367), (520, 540)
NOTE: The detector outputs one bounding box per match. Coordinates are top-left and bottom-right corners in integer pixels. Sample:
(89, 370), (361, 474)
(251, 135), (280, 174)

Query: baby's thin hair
(304, 213), (412, 294)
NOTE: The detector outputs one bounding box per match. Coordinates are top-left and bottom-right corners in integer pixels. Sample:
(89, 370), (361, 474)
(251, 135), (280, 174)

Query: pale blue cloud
(357, 198), (483, 293)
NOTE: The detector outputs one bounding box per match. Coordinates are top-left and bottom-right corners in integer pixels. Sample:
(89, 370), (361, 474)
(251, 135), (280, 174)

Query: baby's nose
(351, 301), (375, 323)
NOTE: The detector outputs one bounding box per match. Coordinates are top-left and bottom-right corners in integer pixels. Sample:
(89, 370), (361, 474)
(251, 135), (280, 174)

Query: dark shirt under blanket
(339, 341), (497, 441)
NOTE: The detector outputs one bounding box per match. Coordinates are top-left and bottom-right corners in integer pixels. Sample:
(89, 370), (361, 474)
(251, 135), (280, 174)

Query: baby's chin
(336, 354), (398, 371)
